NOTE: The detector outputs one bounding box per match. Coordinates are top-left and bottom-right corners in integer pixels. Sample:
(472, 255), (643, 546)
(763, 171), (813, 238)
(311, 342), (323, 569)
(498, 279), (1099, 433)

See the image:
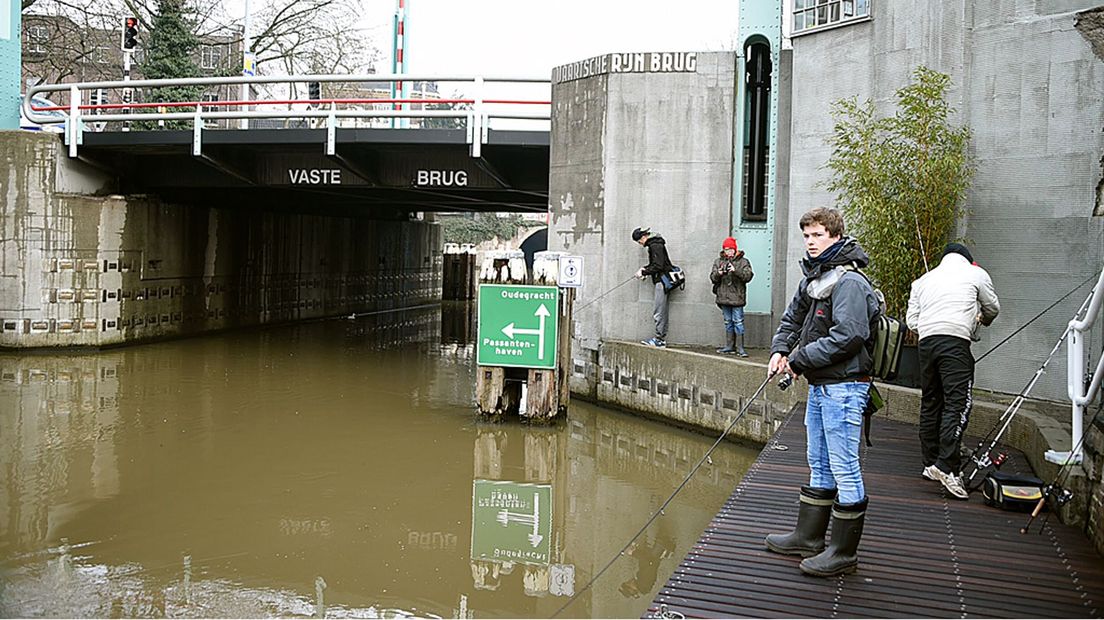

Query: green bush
(824, 66), (974, 319)
(440, 213), (526, 245)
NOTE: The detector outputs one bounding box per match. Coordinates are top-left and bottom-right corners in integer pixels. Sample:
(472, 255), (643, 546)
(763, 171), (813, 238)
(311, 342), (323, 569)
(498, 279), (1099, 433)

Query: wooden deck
(648, 405), (1104, 618)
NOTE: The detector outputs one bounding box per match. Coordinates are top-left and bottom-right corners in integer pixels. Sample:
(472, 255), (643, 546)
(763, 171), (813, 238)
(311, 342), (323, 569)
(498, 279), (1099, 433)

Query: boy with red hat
(710, 237), (754, 355)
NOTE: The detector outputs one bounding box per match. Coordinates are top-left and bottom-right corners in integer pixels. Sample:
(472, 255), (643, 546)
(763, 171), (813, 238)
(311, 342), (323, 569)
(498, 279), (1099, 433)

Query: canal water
(0, 303), (759, 618)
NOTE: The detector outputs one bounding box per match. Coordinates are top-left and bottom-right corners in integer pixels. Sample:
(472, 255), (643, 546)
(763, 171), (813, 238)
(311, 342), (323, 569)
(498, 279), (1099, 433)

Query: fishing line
(974, 273), (1097, 363)
(574, 275), (639, 312)
(963, 288), (1095, 490)
(551, 374), (774, 618)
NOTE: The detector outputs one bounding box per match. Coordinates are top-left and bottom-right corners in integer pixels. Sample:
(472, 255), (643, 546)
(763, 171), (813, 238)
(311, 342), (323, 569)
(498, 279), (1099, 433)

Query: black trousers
(918, 335), (974, 474)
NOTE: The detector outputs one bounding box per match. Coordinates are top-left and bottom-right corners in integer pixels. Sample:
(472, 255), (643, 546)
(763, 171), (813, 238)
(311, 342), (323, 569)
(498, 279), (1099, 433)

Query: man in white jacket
(906, 243), (1000, 499)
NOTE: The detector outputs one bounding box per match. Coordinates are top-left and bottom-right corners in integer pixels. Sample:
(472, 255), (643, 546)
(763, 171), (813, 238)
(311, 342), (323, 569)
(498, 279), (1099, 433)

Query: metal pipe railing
(22, 73), (550, 159)
(23, 73), (550, 125)
(1048, 263), (1104, 465)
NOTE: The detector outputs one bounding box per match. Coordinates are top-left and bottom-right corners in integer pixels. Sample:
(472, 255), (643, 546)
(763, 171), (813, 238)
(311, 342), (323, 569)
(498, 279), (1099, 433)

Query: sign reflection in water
(0, 304), (758, 618)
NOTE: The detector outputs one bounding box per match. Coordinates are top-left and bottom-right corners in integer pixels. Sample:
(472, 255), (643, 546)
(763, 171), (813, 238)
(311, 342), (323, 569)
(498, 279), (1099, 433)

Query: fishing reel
(777, 372), (794, 392)
(1044, 484), (1074, 507)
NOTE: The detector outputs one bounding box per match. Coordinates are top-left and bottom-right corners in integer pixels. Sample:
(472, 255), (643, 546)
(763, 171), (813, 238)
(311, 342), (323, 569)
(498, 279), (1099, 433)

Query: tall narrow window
(742, 40), (772, 221)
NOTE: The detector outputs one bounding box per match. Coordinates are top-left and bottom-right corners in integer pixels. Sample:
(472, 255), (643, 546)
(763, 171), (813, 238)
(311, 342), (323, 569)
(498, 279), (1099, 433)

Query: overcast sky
(358, 0), (742, 77)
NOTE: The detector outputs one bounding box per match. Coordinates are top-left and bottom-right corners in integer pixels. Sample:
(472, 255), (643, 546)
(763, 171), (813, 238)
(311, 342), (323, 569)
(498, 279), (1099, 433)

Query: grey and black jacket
(710, 251), (754, 307)
(770, 237), (881, 385)
(640, 235), (674, 284)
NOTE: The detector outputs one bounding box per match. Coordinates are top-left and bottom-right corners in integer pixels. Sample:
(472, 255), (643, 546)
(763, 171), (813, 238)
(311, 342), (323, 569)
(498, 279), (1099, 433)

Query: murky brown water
(0, 303), (759, 619)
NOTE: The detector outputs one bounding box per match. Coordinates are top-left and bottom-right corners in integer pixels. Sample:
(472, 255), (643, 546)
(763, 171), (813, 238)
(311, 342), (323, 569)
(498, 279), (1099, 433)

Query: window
(201, 45), (223, 70)
(201, 93), (219, 113)
(26, 24), (48, 54)
(742, 40), (772, 222)
(793, 0), (869, 34)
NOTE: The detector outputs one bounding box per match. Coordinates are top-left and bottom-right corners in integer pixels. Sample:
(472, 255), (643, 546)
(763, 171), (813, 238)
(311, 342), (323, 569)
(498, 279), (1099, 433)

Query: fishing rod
(574, 274), (639, 312)
(551, 373), (775, 618)
(1021, 397), (1104, 535)
(962, 288), (1094, 491)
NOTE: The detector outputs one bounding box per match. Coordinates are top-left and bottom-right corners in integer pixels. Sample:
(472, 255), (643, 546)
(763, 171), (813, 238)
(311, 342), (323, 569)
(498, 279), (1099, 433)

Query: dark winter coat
(640, 236), (673, 284)
(770, 237), (881, 385)
(710, 251), (754, 307)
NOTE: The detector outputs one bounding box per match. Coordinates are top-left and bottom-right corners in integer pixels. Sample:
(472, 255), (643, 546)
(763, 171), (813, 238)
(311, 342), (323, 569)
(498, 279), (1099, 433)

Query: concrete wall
(784, 0), (1104, 403)
(570, 341), (803, 444)
(0, 132), (442, 347)
(549, 52), (777, 357)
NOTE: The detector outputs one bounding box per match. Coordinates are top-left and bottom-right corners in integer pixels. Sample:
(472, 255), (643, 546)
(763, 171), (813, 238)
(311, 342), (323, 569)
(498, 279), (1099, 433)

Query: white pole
(240, 0), (251, 129)
(122, 50), (132, 132)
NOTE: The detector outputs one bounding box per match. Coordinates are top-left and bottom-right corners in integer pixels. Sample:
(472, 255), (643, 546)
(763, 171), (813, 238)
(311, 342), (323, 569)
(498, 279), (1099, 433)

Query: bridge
(23, 74), (550, 213)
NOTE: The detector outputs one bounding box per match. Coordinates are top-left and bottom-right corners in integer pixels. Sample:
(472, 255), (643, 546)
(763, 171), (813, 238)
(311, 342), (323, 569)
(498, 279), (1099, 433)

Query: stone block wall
(0, 131), (442, 348)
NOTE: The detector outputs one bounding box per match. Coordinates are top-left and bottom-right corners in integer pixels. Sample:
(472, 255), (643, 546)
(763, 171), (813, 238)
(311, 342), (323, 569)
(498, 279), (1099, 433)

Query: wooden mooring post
(442, 243), (477, 300)
(475, 250), (527, 418)
(474, 250), (574, 422)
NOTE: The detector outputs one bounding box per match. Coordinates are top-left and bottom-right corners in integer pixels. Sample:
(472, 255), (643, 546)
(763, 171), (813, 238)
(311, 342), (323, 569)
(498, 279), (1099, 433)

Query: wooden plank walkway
(648, 405), (1104, 619)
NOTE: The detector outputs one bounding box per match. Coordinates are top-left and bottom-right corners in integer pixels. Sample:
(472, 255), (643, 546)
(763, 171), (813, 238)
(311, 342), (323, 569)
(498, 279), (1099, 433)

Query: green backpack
(841, 265), (905, 381)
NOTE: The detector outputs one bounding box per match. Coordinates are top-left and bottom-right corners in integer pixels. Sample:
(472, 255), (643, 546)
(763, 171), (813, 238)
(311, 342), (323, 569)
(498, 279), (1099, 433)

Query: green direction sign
(477, 284), (559, 369)
(471, 480), (553, 565)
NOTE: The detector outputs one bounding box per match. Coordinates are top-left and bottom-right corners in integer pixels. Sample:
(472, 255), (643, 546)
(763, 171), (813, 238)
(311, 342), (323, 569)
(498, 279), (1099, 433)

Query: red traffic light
(121, 17), (139, 51)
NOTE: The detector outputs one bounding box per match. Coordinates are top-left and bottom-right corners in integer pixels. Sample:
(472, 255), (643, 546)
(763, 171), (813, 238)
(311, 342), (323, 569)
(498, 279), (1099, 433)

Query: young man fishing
(765, 207), (881, 577)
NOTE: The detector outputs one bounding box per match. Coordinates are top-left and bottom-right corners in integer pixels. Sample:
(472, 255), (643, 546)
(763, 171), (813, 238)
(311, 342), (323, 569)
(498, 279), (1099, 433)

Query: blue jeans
(805, 382), (870, 504)
(720, 305), (745, 335)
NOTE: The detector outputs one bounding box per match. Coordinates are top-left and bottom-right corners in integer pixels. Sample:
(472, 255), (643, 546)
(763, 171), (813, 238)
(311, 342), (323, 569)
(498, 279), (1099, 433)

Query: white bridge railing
(1049, 262), (1104, 465)
(23, 73), (551, 158)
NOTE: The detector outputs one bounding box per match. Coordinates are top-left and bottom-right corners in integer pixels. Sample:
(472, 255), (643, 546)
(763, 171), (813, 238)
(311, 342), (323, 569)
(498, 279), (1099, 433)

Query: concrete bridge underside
(75, 128), (550, 214)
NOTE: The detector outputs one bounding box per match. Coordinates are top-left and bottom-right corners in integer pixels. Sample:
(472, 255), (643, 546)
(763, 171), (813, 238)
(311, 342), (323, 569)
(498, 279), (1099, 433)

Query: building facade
(780, 0), (1104, 403)
(21, 13), (242, 115)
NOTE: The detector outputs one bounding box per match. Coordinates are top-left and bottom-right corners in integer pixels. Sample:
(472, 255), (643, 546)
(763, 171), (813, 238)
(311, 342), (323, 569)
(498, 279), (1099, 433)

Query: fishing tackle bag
(982, 470), (1044, 512)
(659, 266), (686, 293)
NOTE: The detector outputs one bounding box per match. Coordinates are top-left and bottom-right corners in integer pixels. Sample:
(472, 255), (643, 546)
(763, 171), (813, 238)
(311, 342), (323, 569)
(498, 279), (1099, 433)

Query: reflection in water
(0, 304), (759, 618)
(618, 520), (675, 599)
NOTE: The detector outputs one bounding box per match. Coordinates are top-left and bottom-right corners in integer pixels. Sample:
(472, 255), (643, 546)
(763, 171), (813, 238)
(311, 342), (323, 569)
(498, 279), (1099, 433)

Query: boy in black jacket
(764, 207), (881, 577)
(633, 227), (673, 347)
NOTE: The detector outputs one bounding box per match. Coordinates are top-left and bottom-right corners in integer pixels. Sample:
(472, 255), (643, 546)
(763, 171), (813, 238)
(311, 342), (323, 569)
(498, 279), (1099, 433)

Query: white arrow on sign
(501, 304), (551, 360)
(494, 492), (543, 548)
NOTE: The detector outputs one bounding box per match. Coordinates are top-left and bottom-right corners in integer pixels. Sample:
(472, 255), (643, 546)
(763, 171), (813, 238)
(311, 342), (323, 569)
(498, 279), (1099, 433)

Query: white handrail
(1049, 263), (1104, 465)
(23, 72), (550, 125)
(21, 73), (551, 159)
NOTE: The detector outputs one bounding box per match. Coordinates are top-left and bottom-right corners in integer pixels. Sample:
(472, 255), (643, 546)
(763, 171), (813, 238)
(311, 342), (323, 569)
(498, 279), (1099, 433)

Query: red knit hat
(722, 237), (737, 250)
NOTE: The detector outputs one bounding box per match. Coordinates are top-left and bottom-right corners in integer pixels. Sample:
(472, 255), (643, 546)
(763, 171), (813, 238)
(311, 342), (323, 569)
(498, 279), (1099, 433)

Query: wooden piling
(523, 251), (573, 422)
(443, 243), (477, 300)
(475, 250), (527, 417)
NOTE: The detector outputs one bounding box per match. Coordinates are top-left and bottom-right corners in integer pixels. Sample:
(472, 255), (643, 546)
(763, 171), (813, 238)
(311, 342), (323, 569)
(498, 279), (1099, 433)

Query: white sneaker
(922, 465), (939, 481)
(934, 468), (969, 500)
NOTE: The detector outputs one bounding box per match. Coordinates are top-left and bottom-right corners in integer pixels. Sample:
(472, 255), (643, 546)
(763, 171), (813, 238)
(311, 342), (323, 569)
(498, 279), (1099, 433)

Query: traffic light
(308, 81), (321, 101)
(121, 17), (139, 51)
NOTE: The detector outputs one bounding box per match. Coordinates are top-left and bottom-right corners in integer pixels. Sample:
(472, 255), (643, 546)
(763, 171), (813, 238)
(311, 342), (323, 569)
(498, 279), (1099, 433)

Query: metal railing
(1048, 262), (1104, 465)
(23, 73), (551, 158)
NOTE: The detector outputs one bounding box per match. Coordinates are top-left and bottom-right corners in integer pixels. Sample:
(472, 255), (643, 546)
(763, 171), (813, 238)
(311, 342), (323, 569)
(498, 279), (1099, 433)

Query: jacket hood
(644, 235), (666, 246)
(801, 236), (869, 279)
